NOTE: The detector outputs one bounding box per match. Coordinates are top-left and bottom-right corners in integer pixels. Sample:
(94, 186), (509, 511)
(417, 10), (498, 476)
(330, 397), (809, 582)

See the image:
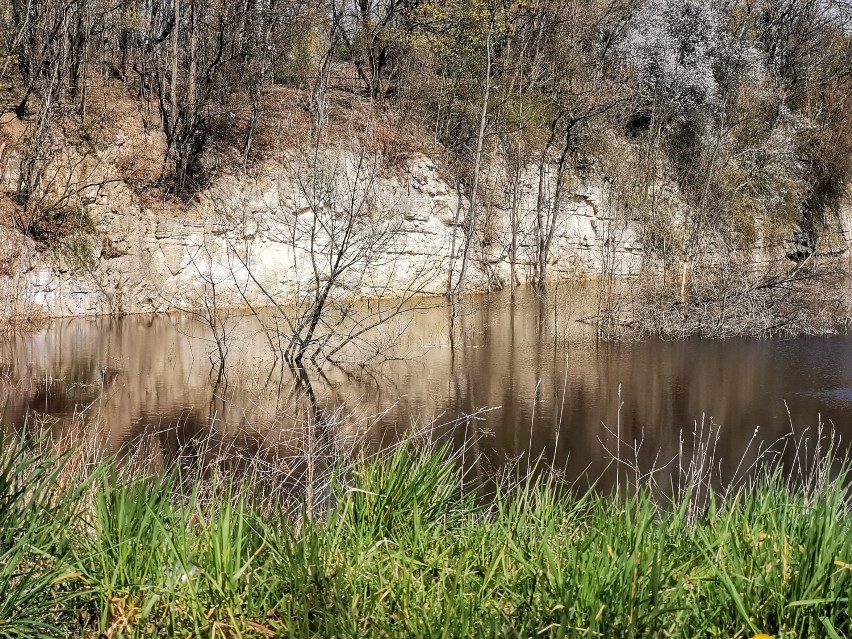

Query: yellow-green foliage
(414, 0), (514, 64)
(50, 207), (99, 274)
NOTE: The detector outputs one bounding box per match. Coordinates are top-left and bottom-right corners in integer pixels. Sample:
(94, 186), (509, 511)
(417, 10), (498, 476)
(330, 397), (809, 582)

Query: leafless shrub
(216, 144), (447, 368)
(600, 407), (847, 526)
(585, 228), (850, 340)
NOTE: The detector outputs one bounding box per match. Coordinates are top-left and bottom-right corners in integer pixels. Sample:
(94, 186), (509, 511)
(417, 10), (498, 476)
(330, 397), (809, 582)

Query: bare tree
(214, 145), (445, 368)
(330, 0), (415, 100)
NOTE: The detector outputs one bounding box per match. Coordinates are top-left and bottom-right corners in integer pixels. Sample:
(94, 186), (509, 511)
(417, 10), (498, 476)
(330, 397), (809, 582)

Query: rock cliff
(1, 147), (646, 317)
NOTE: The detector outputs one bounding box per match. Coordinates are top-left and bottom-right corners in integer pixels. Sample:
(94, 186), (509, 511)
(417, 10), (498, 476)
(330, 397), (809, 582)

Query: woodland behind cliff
(1, 0), (851, 339)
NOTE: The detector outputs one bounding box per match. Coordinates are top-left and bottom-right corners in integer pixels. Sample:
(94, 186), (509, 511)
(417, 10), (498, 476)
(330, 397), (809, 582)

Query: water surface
(2, 289), (851, 490)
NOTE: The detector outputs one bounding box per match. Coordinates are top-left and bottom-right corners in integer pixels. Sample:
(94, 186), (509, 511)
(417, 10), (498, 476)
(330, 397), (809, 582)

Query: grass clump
(0, 435), (850, 638)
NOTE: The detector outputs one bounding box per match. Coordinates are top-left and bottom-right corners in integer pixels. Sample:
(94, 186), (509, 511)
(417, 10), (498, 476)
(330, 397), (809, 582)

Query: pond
(2, 288), (851, 492)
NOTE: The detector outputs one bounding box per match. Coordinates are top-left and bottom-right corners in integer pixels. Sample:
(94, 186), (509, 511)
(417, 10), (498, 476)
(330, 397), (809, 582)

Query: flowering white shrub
(625, 0), (721, 116)
(623, 0), (763, 122)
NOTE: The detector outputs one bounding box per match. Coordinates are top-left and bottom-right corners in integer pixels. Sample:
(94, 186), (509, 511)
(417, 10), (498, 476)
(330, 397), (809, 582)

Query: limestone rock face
(1, 148), (650, 317)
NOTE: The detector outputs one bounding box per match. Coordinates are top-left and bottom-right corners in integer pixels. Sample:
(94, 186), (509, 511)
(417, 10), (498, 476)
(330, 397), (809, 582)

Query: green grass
(1, 436), (850, 638)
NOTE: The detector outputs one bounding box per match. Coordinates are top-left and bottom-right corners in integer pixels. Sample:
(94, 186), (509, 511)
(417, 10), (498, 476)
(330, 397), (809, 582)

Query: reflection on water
(2, 288), (851, 490)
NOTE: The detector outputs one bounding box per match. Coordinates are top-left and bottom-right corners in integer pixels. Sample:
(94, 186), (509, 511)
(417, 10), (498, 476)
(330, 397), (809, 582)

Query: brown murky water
(2, 288), (851, 489)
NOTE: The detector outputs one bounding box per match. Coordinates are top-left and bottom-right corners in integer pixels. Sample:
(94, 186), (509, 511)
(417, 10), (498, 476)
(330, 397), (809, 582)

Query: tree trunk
(455, 26), (493, 299)
(170, 0), (180, 128)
